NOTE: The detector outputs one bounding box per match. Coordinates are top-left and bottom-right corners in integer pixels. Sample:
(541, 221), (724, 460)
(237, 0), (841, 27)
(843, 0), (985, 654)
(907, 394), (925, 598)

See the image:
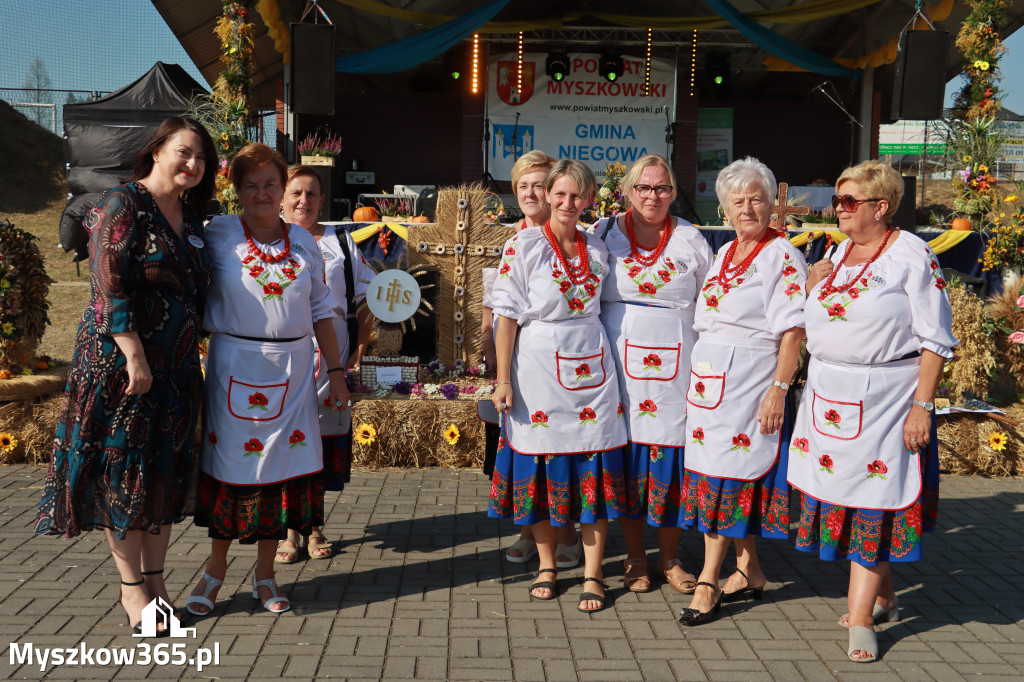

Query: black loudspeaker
(894, 176), (916, 231)
(291, 23), (335, 115)
(890, 30), (949, 121)
(310, 164), (339, 221)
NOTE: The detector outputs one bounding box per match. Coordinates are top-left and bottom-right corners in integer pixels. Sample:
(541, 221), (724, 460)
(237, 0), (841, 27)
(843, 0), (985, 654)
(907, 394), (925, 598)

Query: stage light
(451, 70), (461, 80)
(471, 33), (480, 94)
(706, 48), (730, 88)
(599, 50), (623, 82)
(546, 47), (570, 82)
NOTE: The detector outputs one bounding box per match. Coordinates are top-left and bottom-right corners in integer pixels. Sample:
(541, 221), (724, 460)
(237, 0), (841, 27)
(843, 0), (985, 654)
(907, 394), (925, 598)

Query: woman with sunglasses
(790, 160), (954, 663)
(593, 154), (712, 595)
(489, 160), (627, 613)
(680, 157), (806, 626)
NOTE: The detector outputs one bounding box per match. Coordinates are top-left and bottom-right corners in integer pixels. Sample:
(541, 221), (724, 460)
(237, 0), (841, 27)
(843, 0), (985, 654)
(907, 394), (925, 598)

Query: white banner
(486, 52), (677, 181)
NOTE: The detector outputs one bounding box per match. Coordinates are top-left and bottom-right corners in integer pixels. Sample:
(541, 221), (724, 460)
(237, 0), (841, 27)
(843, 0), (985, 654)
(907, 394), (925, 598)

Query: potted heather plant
(298, 131), (342, 166)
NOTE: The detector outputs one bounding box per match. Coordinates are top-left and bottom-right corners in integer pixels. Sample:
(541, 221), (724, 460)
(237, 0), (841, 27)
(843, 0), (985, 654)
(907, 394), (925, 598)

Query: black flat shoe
(529, 568), (558, 601)
(720, 567), (765, 604)
(577, 577), (608, 613)
(679, 582), (722, 626)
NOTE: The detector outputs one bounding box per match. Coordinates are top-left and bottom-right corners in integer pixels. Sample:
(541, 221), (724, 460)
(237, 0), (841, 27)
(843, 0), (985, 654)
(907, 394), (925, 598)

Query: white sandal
(848, 625), (878, 662)
(555, 536), (581, 569)
(186, 572), (224, 616)
(252, 574), (291, 613)
(505, 536), (538, 564)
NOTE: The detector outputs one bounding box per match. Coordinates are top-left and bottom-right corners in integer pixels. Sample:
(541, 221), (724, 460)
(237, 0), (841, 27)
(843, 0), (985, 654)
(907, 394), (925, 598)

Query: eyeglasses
(633, 184), (673, 198)
(831, 194), (880, 212)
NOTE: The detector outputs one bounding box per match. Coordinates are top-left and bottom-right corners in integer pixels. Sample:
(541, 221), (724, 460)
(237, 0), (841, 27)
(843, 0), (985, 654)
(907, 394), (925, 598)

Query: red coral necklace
(818, 227), (892, 298)
(544, 222), (591, 284)
(241, 215), (291, 264)
(624, 210), (672, 267)
(718, 231), (774, 285)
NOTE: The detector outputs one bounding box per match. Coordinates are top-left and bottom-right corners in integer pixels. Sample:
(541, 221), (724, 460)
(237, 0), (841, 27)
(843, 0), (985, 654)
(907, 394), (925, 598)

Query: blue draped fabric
(702, 0), (856, 76)
(335, 0), (510, 74)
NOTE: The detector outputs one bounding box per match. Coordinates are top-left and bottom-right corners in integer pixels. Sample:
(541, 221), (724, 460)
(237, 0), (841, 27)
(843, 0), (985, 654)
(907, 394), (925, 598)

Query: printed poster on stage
(485, 52), (677, 181)
(695, 108), (733, 225)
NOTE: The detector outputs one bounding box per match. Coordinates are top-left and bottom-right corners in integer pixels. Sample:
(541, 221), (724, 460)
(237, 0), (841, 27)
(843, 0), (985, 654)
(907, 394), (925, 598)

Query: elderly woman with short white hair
(679, 156), (806, 626)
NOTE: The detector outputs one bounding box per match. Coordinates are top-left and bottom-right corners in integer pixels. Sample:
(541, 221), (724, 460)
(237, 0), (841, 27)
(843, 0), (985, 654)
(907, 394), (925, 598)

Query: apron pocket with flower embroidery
(811, 392), (863, 440)
(624, 340), (681, 381)
(686, 370), (726, 410)
(228, 377), (290, 421)
(556, 348), (607, 391)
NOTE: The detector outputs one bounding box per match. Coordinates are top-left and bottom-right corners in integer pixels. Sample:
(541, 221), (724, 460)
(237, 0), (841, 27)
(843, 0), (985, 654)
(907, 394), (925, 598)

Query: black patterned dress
(35, 183), (211, 538)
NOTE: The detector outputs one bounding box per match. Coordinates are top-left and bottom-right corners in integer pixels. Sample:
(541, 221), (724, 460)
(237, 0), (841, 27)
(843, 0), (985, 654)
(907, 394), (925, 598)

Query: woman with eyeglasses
(592, 154), (712, 596)
(790, 160), (954, 663)
(489, 160), (627, 613)
(680, 157), (806, 626)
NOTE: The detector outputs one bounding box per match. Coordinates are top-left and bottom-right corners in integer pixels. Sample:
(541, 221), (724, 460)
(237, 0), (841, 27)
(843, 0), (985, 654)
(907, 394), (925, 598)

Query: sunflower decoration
(0, 432), (18, 453)
(989, 431), (1008, 452)
(354, 423), (377, 446)
(443, 423), (460, 446)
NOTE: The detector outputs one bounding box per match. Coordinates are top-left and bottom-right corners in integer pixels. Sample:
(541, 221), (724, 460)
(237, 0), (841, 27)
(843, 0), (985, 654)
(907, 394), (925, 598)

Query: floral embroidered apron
(601, 301), (695, 447)
(202, 333), (323, 485)
(788, 355), (921, 510)
(505, 318), (627, 455)
(313, 318), (352, 437)
(684, 334), (781, 480)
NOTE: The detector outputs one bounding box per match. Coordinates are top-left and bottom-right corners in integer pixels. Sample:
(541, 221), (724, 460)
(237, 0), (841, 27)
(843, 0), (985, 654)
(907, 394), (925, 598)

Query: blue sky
(1, 0), (1022, 115)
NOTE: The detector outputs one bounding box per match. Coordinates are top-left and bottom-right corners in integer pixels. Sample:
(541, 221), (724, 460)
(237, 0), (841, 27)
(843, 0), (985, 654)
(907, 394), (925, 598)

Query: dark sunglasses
(831, 194), (880, 212)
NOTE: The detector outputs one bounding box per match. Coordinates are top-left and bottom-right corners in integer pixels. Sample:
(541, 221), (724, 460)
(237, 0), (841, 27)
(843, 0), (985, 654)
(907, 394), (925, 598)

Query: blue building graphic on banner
(492, 124), (534, 160)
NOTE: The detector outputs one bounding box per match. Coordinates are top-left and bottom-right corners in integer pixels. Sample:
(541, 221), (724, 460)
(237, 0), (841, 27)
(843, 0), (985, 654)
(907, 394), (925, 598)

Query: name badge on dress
(188, 234), (205, 248)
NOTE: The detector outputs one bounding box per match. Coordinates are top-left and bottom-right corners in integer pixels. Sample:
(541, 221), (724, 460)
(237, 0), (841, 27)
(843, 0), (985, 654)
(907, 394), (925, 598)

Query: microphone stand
(511, 112), (520, 163)
(480, 117), (498, 192)
(814, 82), (862, 168)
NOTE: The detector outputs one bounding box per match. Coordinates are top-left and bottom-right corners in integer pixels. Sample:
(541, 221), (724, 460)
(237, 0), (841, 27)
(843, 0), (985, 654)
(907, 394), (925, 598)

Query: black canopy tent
(59, 62), (207, 260)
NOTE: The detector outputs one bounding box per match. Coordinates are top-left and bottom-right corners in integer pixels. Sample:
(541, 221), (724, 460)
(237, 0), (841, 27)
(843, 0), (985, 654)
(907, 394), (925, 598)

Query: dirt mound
(0, 100), (67, 213)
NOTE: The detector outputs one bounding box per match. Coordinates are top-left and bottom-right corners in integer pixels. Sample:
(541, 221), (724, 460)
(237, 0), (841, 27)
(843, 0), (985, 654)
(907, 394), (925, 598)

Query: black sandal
(679, 581), (722, 626)
(119, 579), (147, 636)
(577, 577), (608, 613)
(142, 569), (182, 629)
(529, 568), (558, 600)
(720, 567), (766, 603)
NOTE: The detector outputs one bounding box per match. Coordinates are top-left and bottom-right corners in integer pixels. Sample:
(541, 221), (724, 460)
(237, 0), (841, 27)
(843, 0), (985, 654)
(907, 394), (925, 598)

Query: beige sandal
(274, 537), (300, 564)
(307, 527), (333, 560)
(660, 558), (697, 594)
(623, 557), (652, 593)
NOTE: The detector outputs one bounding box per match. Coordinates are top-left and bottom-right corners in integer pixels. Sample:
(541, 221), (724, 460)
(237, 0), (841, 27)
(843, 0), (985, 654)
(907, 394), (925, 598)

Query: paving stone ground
(0, 465), (1021, 681)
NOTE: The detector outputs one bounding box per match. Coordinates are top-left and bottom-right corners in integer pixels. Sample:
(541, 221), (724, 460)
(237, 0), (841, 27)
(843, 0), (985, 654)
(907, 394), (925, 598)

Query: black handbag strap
(334, 227), (357, 319)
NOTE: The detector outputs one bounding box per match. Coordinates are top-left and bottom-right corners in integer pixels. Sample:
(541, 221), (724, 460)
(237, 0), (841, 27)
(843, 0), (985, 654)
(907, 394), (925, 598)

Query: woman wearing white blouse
(187, 144), (348, 616)
(792, 160), (954, 662)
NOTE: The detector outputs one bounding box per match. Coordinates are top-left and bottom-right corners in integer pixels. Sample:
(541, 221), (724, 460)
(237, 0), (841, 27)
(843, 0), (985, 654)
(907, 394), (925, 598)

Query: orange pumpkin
(353, 206), (380, 222)
(34, 360), (49, 370)
(410, 214), (431, 223)
(951, 217), (972, 231)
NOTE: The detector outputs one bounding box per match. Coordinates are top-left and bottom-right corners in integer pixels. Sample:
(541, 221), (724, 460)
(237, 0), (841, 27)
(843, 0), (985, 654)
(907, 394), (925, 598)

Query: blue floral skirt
(623, 443), (689, 527)
(682, 410), (791, 540)
(794, 421), (939, 566)
(488, 432), (627, 526)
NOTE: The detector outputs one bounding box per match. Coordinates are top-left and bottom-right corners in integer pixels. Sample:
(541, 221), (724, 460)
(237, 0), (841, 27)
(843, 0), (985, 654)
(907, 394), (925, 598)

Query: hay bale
(351, 399), (483, 469)
(0, 393), (62, 465)
(937, 403), (1024, 477)
(0, 367), (68, 402)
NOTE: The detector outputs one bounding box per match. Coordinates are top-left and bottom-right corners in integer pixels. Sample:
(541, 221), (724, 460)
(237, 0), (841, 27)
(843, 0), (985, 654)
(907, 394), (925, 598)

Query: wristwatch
(912, 399), (934, 412)
(771, 380), (789, 391)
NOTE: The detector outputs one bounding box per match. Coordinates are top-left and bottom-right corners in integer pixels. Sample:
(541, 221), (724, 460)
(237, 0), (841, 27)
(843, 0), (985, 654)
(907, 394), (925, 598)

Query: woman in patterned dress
(680, 157), (806, 625)
(489, 160), (627, 612)
(186, 144), (348, 616)
(275, 165), (374, 562)
(594, 154), (713, 594)
(791, 160), (954, 662)
(35, 117), (216, 634)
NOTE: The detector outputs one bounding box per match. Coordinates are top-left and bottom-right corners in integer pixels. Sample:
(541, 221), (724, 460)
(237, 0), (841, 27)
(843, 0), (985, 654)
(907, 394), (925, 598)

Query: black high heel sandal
(119, 579), (146, 635)
(720, 567), (765, 604)
(679, 582), (722, 626)
(142, 568), (183, 629)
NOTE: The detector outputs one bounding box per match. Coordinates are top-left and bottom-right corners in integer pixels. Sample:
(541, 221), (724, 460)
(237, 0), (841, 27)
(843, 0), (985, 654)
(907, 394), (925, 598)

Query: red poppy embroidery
(783, 265), (797, 276)
(827, 302), (846, 318)
(730, 432), (751, 452)
(208, 431), (217, 445)
(263, 282), (284, 296)
(616, 403), (624, 417)
(691, 427), (704, 445)
(694, 381), (706, 399)
(785, 283), (801, 296)
(281, 267), (297, 281)
(705, 294), (719, 310)
(579, 407), (597, 424)
(243, 437), (265, 457)
(552, 268), (563, 278)
(934, 277), (947, 290)
(249, 265), (264, 277)
(848, 288), (860, 299)
(623, 257), (634, 264)
(289, 429), (307, 448)
(638, 282), (657, 295)
(818, 454), (834, 474)
(790, 437), (809, 457)
(499, 263), (511, 274)
(505, 246), (516, 255)
(638, 399), (658, 417)
(248, 393), (269, 410)
(531, 410), (549, 428)
(643, 353), (661, 369)
(575, 363), (592, 377)
(584, 282), (596, 297)
(628, 265), (643, 278)
(568, 298), (584, 311)
(658, 270), (671, 283)
(824, 409), (841, 429)
(867, 460), (889, 480)
(559, 280), (572, 293)
(242, 255), (255, 264)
